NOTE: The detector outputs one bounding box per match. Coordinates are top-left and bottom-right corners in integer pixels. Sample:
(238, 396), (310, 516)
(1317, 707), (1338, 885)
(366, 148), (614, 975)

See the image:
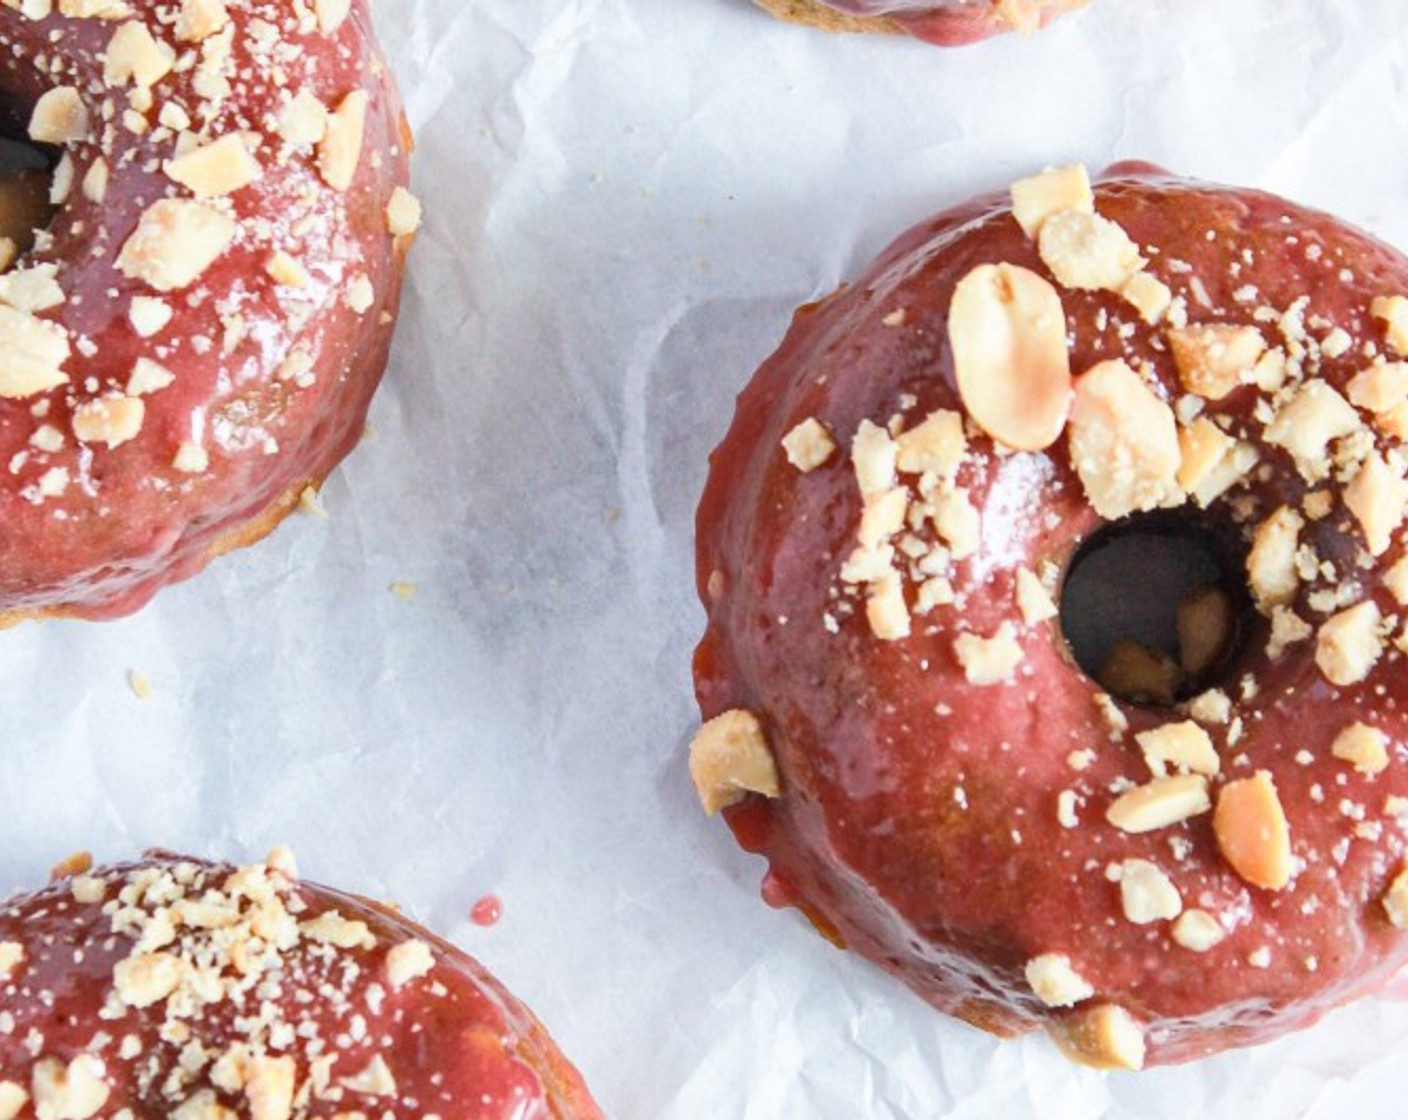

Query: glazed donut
(692, 162), (1408, 1067)
(0, 850), (602, 1119)
(0, 0), (418, 624)
(753, 0), (1088, 45)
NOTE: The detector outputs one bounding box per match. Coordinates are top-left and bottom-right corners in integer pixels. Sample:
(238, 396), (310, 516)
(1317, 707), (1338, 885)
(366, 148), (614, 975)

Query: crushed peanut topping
(689, 709), (782, 815)
(384, 939), (434, 989)
(1347, 361), (1408, 415)
(1015, 567), (1058, 626)
(1025, 952), (1093, 1008)
(1263, 381), (1359, 482)
(317, 91), (369, 192)
(164, 133), (262, 199)
(1332, 722), (1390, 775)
(1214, 772), (1293, 890)
(895, 409), (966, 478)
(1038, 210), (1144, 292)
(1119, 271), (1172, 325)
(1106, 775), (1211, 834)
(1068, 359), (1182, 519)
(1344, 452), (1408, 556)
(1171, 909), (1225, 952)
(72, 395), (144, 448)
(1167, 324), (1265, 401)
(866, 572), (910, 641)
(1371, 294), (1408, 355)
(385, 187), (422, 237)
(28, 87), (88, 143)
(31, 1056), (109, 1120)
(781, 417), (836, 473)
(117, 199), (237, 293)
(0, 304), (70, 399)
(1247, 507), (1302, 609)
(0, 941), (24, 979)
(1135, 721), (1219, 778)
(1315, 600), (1384, 687)
(1385, 867), (1408, 929)
(103, 20), (175, 88)
(1115, 859), (1182, 925)
(175, 0), (229, 41)
(1009, 164), (1093, 239)
(0, 1083), (27, 1120)
(953, 623), (1024, 685)
(1046, 1004), (1146, 1072)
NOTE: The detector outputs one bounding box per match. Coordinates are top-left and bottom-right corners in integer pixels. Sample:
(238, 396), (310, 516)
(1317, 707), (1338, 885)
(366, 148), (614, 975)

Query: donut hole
(0, 137), (56, 262)
(1060, 512), (1254, 706)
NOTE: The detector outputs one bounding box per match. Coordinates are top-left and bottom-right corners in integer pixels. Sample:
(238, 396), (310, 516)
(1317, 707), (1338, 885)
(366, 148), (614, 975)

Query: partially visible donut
(692, 163), (1408, 1067)
(0, 0), (419, 624)
(0, 849), (603, 1119)
(753, 0), (1088, 45)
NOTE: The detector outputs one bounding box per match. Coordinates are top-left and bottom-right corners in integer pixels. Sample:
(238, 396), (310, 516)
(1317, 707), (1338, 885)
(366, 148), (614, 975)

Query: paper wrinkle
(5, 0), (1408, 1116)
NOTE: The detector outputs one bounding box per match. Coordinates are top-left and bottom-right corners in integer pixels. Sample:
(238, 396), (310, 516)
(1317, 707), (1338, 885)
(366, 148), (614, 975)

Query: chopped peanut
(1068, 360), (1182, 520)
(895, 409), (966, 478)
(1135, 720), (1219, 778)
(953, 623), (1023, 685)
(688, 710), (782, 815)
(1046, 1004), (1145, 1071)
(1344, 452), (1408, 557)
(1371, 294), (1408, 355)
(1171, 909), (1224, 952)
(949, 262), (1071, 451)
(1106, 774), (1210, 833)
(1166, 324), (1265, 400)
(1332, 722), (1390, 775)
(1117, 858), (1182, 924)
(1315, 600), (1383, 687)
(1009, 164), (1093, 239)
(1213, 771), (1292, 890)
(782, 417), (836, 473)
(1247, 507), (1302, 609)
(1038, 210), (1144, 292)
(1025, 952), (1093, 1007)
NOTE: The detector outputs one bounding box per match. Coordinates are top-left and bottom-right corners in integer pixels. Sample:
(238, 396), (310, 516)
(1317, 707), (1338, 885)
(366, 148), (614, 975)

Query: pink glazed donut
(0, 0), (419, 624)
(754, 0), (1088, 45)
(0, 850), (603, 1118)
(692, 162), (1408, 1067)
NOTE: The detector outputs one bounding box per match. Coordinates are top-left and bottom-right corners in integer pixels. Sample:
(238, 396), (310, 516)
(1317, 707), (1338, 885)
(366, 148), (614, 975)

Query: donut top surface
(0, 0), (418, 621)
(693, 164), (1408, 1066)
(0, 851), (602, 1119)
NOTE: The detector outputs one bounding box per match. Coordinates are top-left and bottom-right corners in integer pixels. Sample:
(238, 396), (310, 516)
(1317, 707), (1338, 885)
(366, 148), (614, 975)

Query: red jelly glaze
(473, 893), (504, 928)
(0, 0), (414, 624)
(695, 165), (1408, 1064)
(0, 852), (603, 1119)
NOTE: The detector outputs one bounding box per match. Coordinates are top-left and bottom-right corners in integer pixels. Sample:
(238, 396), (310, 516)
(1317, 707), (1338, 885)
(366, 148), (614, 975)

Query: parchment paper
(5, 1), (1408, 1115)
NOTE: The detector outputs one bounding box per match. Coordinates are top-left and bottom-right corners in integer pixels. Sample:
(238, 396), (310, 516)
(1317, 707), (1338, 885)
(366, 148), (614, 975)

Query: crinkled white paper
(4, 1), (1408, 1115)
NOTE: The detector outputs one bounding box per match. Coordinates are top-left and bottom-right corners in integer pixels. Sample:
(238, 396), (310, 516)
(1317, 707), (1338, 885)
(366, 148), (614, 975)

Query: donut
(0, 849), (603, 1118)
(691, 162), (1408, 1067)
(0, 0), (418, 624)
(753, 0), (1088, 45)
